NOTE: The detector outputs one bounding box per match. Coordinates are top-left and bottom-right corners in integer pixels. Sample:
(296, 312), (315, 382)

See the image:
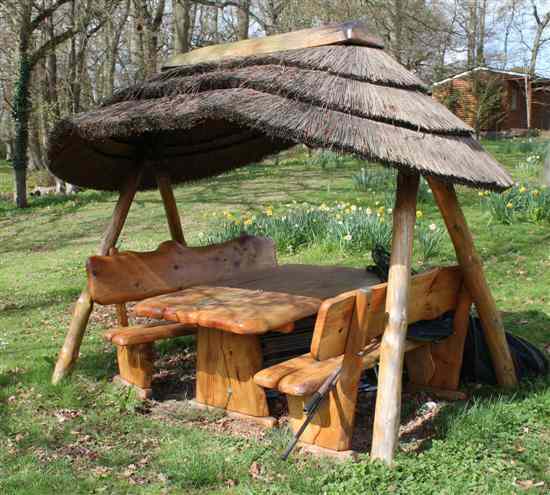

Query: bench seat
(254, 340), (424, 396)
(104, 322), (196, 346)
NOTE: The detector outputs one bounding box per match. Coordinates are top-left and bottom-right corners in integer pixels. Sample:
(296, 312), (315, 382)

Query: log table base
(195, 327), (271, 418)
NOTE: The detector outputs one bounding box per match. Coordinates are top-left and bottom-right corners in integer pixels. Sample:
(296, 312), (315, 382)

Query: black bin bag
(461, 316), (549, 385)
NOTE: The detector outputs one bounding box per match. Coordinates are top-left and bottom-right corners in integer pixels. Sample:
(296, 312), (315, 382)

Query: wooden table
(134, 265), (379, 420)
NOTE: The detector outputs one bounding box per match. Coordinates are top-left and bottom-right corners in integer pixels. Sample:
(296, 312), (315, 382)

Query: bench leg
(286, 389), (355, 452)
(405, 286), (472, 393)
(196, 328), (270, 418)
(115, 343), (154, 398)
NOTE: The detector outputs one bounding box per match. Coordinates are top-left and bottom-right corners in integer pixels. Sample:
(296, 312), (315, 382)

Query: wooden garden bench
(254, 265), (472, 454)
(86, 235), (278, 398)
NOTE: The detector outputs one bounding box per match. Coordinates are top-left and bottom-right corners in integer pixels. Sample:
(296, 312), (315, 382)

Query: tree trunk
(392, 0), (403, 64)
(476, 0), (486, 66)
(237, 0), (250, 40)
(174, 0), (192, 52)
(467, 0), (478, 68)
(12, 54), (32, 208)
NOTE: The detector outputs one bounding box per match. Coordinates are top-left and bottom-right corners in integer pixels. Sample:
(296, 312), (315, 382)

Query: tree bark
(427, 178), (517, 387)
(174, 0), (192, 52)
(371, 171), (419, 465)
(12, 52), (32, 208)
(237, 0), (250, 40)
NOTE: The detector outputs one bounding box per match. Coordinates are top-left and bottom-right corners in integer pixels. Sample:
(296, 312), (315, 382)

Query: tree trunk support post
(371, 171), (420, 465)
(155, 170), (186, 246)
(51, 168), (143, 385)
(427, 177), (517, 387)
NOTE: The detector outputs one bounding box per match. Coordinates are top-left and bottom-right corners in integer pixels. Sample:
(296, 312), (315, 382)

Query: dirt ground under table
(124, 342), (450, 457)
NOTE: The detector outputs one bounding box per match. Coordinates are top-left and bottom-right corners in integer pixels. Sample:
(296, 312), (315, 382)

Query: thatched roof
(48, 21), (513, 192)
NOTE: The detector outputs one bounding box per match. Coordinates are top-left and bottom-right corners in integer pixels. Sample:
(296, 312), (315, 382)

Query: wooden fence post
(51, 168), (143, 384)
(427, 177), (517, 387)
(371, 171), (420, 465)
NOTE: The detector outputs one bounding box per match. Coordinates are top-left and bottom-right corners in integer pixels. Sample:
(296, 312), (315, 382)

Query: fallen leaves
(515, 480), (545, 490)
(54, 409), (82, 423)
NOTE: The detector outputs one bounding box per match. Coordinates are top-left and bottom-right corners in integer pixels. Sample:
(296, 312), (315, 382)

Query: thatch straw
(48, 23), (513, 192)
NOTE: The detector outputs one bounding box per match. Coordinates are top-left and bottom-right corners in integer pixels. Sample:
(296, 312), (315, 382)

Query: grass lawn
(0, 140), (549, 494)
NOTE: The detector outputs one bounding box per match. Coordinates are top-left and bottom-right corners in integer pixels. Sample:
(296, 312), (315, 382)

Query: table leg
(196, 327), (270, 417)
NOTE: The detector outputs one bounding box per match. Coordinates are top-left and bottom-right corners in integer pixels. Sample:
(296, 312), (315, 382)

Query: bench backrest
(87, 235), (277, 305)
(310, 266), (464, 361)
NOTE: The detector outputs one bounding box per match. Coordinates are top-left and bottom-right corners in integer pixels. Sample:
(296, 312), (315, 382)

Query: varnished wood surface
(428, 285), (472, 390)
(196, 328), (269, 417)
(163, 21), (384, 69)
(217, 264), (379, 299)
(87, 236), (277, 305)
(117, 343), (155, 389)
(135, 286), (322, 335)
(134, 265), (379, 334)
(104, 322), (195, 346)
(310, 291), (356, 360)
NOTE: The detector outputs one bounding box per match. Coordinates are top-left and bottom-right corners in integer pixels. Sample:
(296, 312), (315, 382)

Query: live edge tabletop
(134, 264), (380, 335)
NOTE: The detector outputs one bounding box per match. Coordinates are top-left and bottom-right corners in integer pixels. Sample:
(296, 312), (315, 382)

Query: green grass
(1, 140), (549, 494)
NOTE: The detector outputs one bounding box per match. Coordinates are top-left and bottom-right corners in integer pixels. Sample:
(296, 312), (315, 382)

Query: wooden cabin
(432, 67), (550, 132)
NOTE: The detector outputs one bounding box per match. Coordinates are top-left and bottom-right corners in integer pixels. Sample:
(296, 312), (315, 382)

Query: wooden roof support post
(371, 171), (420, 465)
(427, 177), (517, 387)
(51, 167), (143, 384)
(155, 170), (186, 245)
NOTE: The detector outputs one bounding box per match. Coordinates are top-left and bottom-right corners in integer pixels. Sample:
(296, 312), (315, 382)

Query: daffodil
(429, 223), (437, 231)
(532, 189), (540, 197)
(519, 186), (527, 193)
(506, 202), (513, 209)
(244, 218), (253, 226)
(416, 210), (423, 219)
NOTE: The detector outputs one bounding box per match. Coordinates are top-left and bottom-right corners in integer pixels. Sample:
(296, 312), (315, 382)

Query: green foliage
(481, 185), (550, 224)
(311, 150), (348, 170)
(204, 203), (444, 261)
(352, 165), (395, 191)
(416, 221), (445, 261)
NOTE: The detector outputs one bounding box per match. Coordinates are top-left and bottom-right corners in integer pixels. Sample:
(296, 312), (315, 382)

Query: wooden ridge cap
(163, 21), (384, 70)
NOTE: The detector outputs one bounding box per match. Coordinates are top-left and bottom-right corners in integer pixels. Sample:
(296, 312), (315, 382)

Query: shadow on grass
(502, 309), (550, 348)
(0, 190), (116, 217)
(0, 287), (81, 313)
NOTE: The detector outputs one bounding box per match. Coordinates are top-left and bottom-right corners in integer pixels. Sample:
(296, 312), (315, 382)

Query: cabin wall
(433, 74), (550, 131)
(532, 88), (550, 130)
(503, 79), (527, 130)
(432, 79), (477, 129)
